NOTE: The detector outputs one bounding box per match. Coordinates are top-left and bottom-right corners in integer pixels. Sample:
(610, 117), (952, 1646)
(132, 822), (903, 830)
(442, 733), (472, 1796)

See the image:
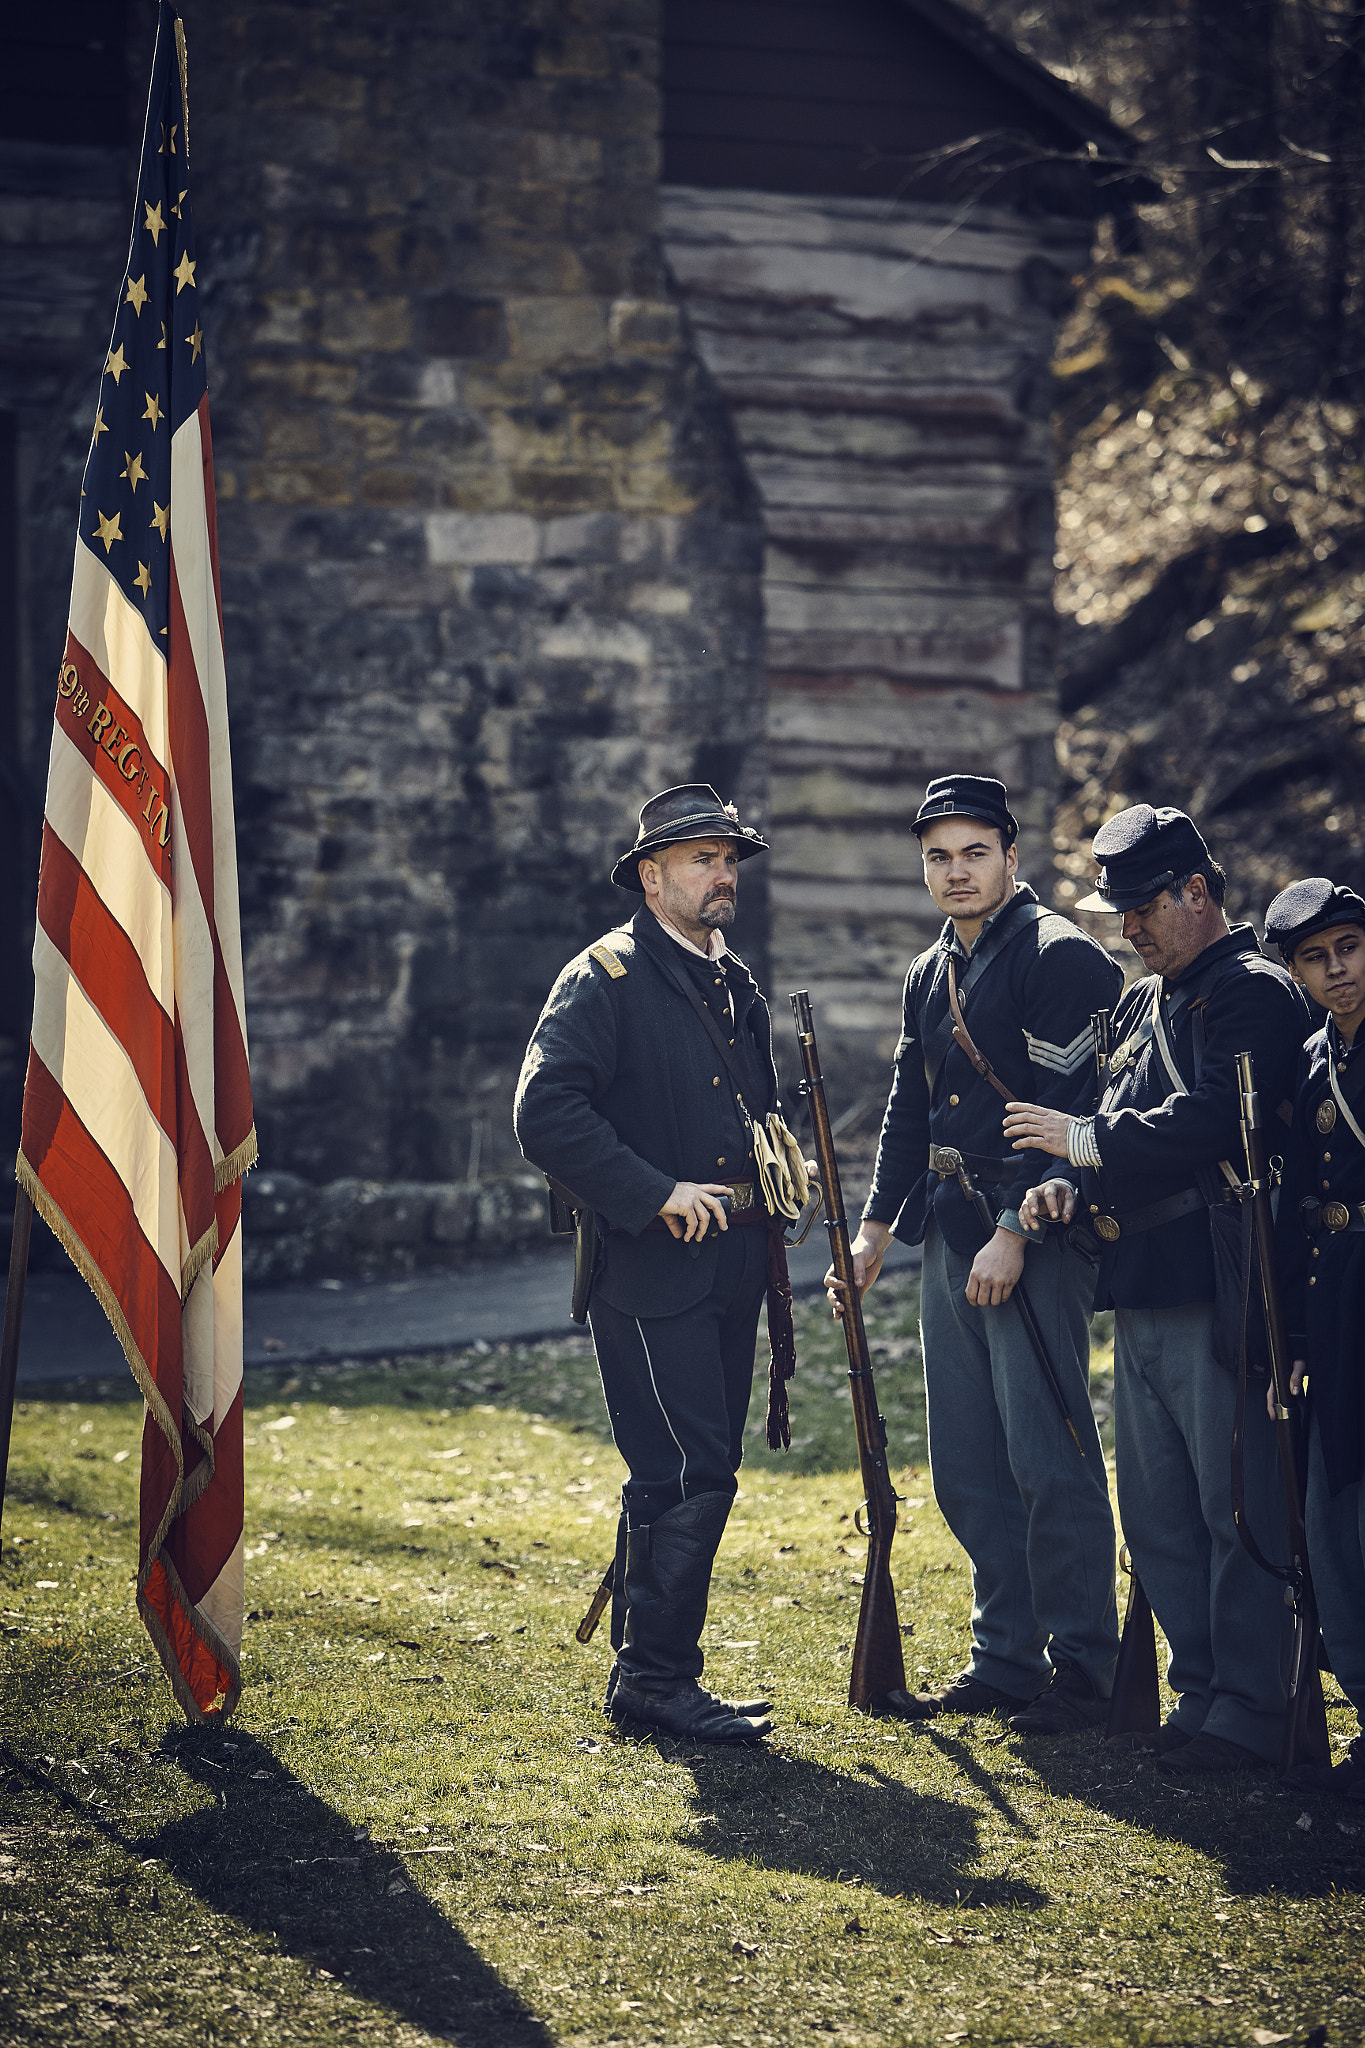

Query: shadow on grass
(8, 1731), (552, 2046)
(652, 1738), (1049, 1909)
(1010, 1727), (1365, 1901)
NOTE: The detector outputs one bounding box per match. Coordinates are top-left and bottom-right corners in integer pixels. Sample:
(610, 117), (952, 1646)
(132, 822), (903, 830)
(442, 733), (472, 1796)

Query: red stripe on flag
(56, 632), (172, 885)
(166, 1384), (243, 1606)
(166, 546), (254, 1159)
(33, 825), (217, 1273)
(20, 1048), (183, 1390)
(36, 824), (175, 1131)
(166, 547), (217, 930)
(140, 1556), (235, 1717)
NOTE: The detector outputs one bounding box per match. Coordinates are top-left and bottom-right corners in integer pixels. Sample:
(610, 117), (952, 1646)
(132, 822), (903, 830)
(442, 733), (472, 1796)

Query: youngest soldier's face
(919, 816), (1016, 923)
(1291, 921), (1365, 1030)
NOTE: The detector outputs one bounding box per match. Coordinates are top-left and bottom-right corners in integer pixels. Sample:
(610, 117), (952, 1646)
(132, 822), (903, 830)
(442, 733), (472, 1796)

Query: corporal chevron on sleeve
(1023, 1024), (1095, 1077)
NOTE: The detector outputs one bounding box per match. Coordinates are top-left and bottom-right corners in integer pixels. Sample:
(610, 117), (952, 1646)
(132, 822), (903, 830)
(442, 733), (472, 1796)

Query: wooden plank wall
(661, 185), (1092, 1096)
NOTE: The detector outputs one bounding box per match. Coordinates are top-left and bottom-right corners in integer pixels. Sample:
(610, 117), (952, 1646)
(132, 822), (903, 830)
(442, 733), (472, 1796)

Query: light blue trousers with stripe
(920, 1215), (1118, 1699)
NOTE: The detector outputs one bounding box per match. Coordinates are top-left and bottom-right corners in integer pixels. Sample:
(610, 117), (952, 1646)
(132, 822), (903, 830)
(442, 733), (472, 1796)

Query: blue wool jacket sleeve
(513, 956), (675, 1236)
(999, 931), (1124, 1220)
(1096, 959), (1306, 1180)
(863, 961), (932, 1228)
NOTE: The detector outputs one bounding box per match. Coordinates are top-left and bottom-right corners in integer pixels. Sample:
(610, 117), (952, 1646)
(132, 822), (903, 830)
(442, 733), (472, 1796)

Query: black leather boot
(609, 1491), (772, 1743)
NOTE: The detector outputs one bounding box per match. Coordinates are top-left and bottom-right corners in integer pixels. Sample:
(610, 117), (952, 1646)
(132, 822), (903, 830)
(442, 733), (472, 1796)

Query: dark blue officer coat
(863, 884), (1123, 1255)
(1277, 1020), (1365, 1495)
(513, 907), (780, 1318)
(1080, 927), (1306, 1309)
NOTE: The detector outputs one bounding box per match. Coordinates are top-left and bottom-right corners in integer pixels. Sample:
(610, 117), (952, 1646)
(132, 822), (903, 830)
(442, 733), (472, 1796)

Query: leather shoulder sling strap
(946, 958), (1013, 1105)
(920, 898), (1049, 1091)
(1328, 1037), (1365, 1147)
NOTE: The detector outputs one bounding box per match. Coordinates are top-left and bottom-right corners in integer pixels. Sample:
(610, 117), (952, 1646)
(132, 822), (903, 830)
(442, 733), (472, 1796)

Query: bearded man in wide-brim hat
(515, 785), (804, 1744)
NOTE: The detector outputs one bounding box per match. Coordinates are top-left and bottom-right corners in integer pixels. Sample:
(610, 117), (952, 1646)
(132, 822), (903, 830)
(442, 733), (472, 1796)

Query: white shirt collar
(649, 907), (728, 962)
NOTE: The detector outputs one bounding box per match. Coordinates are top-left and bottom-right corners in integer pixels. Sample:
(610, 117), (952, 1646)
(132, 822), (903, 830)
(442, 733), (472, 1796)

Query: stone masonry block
(425, 511), (540, 565)
(349, 1180), (435, 1248)
(245, 356), (358, 403)
(242, 1171), (321, 1237)
(416, 294), (507, 360)
(319, 292), (413, 352)
(430, 1184), (478, 1244)
(505, 295), (608, 362)
(476, 1174), (552, 1243)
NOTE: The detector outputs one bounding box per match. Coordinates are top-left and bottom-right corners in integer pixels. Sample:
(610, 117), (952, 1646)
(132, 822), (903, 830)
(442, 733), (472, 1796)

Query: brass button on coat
(949, 1094), (960, 1106)
(712, 1075), (719, 1086)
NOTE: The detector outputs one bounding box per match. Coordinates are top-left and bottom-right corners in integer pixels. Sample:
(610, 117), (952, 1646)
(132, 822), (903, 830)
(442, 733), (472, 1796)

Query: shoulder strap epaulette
(588, 939), (628, 980)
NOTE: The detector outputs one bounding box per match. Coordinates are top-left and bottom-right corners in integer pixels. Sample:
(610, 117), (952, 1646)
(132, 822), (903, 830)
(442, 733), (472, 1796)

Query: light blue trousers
(920, 1217), (1118, 1699)
(1306, 1411), (1365, 1728)
(1114, 1302), (1291, 1759)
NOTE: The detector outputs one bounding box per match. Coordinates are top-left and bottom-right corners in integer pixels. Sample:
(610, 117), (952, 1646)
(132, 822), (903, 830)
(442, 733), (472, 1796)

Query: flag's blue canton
(80, 2), (207, 647)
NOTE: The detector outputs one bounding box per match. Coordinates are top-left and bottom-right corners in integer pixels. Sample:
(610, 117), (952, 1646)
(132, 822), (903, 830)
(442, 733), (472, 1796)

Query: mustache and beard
(698, 884), (737, 928)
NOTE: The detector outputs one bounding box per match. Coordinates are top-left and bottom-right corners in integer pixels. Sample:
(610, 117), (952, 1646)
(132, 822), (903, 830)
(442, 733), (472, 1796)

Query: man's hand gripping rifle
(790, 990), (908, 1713)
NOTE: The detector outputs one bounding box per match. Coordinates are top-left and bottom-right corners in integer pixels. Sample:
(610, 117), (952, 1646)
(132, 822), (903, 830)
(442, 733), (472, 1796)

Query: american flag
(18, 3), (254, 1721)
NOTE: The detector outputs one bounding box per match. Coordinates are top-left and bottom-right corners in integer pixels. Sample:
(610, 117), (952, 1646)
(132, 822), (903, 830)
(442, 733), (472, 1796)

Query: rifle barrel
(949, 1153), (1085, 1457)
(790, 991), (906, 1711)
(1235, 1048), (1330, 1773)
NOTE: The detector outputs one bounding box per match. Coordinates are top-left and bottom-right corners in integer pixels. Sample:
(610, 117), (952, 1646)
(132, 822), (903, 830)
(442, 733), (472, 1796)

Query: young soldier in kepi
(515, 786), (809, 1746)
(1008, 804), (1307, 1774)
(837, 774), (1122, 1733)
(1264, 878), (1365, 1802)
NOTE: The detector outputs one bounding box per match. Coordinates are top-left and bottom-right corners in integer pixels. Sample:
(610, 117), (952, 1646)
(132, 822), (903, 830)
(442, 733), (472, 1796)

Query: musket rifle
(1234, 1050), (1331, 1774)
(1084, 1003), (1164, 1744)
(790, 990), (907, 1713)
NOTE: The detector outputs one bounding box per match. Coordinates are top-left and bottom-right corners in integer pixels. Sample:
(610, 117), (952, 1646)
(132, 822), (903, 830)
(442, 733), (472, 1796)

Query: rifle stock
(576, 1561), (614, 1645)
(1236, 1050), (1331, 1774)
(790, 991), (907, 1712)
(1105, 1545), (1161, 1740)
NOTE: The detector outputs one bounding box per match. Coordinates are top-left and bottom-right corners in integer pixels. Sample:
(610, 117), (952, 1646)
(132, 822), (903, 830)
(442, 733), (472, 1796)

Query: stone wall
(13, 0), (767, 1264)
(5, 1), (1104, 1276)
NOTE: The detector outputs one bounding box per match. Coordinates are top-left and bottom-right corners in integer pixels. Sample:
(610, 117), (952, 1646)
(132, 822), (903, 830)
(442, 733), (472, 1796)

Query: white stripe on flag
(182, 1260), (215, 1428)
(43, 723), (174, 1009)
(69, 540), (168, 748)
(170, 409), (250, 1043)
(199, 1532), (245, 1663)
(213, 1215), (244, 1429)
(30, 925), (180, 1280)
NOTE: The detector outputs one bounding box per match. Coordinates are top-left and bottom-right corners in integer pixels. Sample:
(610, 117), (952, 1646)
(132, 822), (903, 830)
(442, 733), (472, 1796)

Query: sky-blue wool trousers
(1114, 1300), (1291, 1758)
(1306, 1408), (1365, 1728)
(920, 1215), (1118, 1701)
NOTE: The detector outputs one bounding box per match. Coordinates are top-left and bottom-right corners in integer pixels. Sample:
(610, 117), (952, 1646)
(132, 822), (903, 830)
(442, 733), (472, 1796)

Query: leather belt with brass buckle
(1088, 1185), (1206, 1244)
(1300, 1196), (1365, 1236)
(928, 1144), (1012, 1183)
(645, 1179), (765, 1233)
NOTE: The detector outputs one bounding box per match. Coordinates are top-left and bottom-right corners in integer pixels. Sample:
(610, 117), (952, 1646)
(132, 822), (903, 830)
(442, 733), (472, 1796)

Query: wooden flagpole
(0, 1184), (34, 1555)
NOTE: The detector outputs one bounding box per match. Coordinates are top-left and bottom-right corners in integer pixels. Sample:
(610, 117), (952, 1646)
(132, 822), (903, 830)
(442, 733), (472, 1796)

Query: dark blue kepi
(910, 774), (1018, 845)
(1076, 804), (1210, 913)
(1263, 877), (1365, 960)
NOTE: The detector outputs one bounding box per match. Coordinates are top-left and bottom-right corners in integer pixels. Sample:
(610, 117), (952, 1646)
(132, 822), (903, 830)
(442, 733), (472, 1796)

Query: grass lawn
(1, 1268), (1361, 2047)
